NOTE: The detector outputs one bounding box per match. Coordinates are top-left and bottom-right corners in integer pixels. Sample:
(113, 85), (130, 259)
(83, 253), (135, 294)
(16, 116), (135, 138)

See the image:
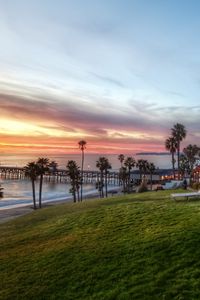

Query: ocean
(0, 153), (172, 210)
(0, 153), (171, 170)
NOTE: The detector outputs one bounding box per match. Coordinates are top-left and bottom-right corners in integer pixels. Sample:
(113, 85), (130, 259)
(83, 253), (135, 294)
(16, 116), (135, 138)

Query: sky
(0, 0), (200, 155)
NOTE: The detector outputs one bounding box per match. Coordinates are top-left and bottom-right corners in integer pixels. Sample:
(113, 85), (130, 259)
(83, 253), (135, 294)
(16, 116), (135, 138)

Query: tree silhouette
(119, 166), (128, 194)
(124, 157), (135, 192)
(37, 158), (50, 208)
(179, 154), (190, 179)
(118, 154), (125, 168)
(171, 123), (186, 179)
(66, 160), (81, 202)
(96, 157), (112, 197)
(49, 161), (58, 175)
(78, 140), (87, 202)
(147, 162), (156, 191)
(24, 162), (39, 210)
(136, 159), (148, 181)
(183, 144), (199, 184)
(165, 136), (177, 178)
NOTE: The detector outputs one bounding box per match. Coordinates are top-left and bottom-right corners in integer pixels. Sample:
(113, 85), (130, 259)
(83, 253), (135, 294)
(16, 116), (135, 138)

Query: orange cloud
(0, 91), (192, 155)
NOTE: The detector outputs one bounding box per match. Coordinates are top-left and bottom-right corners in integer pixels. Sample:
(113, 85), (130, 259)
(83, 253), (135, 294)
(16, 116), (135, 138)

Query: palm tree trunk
(39, 174), (43, 208)
(101, 171), (104, 198)
(77, 186), (80, 202)
(73, 181), (76, 202)
(172, 152), (175, 179)
(128, 169), (130, 193)
(98, 181), (101, 198)
(105, 171), (108, 197)
(123, 179), (126, 194)
(80, 150), (84, 202)
(150, 174), (153, 191)
(31, 179), (37, 210)
(177, 142), (180, 179)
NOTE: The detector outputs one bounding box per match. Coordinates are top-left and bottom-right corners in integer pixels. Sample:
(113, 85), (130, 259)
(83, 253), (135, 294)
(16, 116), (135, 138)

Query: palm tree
(119, 166), (128, 194)
(104, 159), (112, 197)
(165, 136), (177, 178)
(124, 157), (135, 192)
(49, 161), (58, 175)
(118, 154), (125, 168)
(24, 162), (39, 210)
(37, 157), (49, 208)
(96, 157), (112, 198)
(136, 159), (149, 181)
(148, 162), (156, 191)
(66, 160), (81, 202)
(96, 157), (105, 198)
(183, 144), (200, 184)
(171, 123), (187, 179)
(78, 140), (87, 202)
(179, 154), (190, 179)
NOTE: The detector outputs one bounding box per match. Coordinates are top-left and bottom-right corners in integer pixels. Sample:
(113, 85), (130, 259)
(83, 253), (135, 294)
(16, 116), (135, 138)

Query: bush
(192, 182), (200, 190)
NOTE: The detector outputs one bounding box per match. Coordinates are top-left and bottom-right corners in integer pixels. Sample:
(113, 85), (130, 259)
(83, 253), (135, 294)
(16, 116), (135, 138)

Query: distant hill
(136, 152), (170, 156)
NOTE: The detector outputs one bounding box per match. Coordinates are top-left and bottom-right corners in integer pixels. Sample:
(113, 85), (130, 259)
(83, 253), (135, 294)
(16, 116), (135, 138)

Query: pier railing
(0, 166), (120, 185)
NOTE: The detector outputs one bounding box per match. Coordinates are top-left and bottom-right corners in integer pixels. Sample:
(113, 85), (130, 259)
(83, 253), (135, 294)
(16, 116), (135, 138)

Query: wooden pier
(0, 166), (120, 185)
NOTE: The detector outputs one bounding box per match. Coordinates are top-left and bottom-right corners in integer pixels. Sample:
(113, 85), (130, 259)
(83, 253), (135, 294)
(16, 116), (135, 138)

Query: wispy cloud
(0, 89), (199, 153)
(90, 72), (125, 88)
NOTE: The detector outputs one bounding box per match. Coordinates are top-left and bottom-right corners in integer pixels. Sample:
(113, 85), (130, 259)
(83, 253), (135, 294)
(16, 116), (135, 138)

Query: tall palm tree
(37, 157), (49, 208)
(119, 166), (128, 194)
(118, 154), (125, 168)
(78, 140), (87, 202)
(171, 123), (187, 179)
(124, 157), (135, 192)
(96, 157), (112, 198)
(24, 162), (39, 210)
(104, 159), (112, 197)
(96, 157), (105, 198)
(66, 160), (81, 202)
(165, 136), (177, 178)
(136, 159), (149, 181)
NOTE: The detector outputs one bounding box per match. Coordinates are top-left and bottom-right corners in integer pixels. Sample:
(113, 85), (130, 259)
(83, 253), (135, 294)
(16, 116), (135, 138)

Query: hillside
(1, 190), (200, 300)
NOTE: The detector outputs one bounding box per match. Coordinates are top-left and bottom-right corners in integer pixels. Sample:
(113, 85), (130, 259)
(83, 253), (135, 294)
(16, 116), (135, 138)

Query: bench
(171, 191), (200, 201)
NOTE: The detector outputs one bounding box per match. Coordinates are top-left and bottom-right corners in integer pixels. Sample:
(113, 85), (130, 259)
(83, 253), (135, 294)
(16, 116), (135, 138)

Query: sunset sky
(0, 0), (200, 154)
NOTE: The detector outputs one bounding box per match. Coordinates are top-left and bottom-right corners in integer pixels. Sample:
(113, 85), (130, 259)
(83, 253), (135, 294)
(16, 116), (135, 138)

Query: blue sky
(0, 0), (200, 154)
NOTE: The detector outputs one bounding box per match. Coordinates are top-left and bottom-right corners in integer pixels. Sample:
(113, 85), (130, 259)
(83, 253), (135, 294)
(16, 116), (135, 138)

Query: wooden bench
(171, 191), (200, 201)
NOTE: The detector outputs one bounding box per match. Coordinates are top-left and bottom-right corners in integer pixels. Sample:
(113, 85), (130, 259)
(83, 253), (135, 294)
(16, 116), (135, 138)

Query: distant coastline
(136, 152), (170, 156)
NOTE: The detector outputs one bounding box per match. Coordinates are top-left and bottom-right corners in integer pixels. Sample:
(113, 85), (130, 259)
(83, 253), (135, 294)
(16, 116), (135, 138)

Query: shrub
(192, 182), (200, 190)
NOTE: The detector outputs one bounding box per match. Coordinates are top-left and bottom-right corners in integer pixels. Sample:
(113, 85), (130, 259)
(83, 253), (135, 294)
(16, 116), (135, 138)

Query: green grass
(1, 190), (200, 299)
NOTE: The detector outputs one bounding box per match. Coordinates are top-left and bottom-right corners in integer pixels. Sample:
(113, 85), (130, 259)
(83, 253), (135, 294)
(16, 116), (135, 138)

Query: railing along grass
(1, 190), (200, 300)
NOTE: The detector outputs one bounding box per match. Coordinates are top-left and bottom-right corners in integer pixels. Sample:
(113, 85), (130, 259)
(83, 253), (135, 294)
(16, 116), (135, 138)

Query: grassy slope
(1, 190), (200, 300)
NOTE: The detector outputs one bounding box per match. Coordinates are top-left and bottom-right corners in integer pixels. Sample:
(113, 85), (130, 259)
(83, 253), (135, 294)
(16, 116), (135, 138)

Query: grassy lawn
(1, 190), (200, 299)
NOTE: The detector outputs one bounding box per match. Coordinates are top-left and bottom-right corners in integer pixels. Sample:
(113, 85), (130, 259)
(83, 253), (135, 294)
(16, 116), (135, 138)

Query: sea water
(0, 153), (172, 210)
(0, 153), (171, 170)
